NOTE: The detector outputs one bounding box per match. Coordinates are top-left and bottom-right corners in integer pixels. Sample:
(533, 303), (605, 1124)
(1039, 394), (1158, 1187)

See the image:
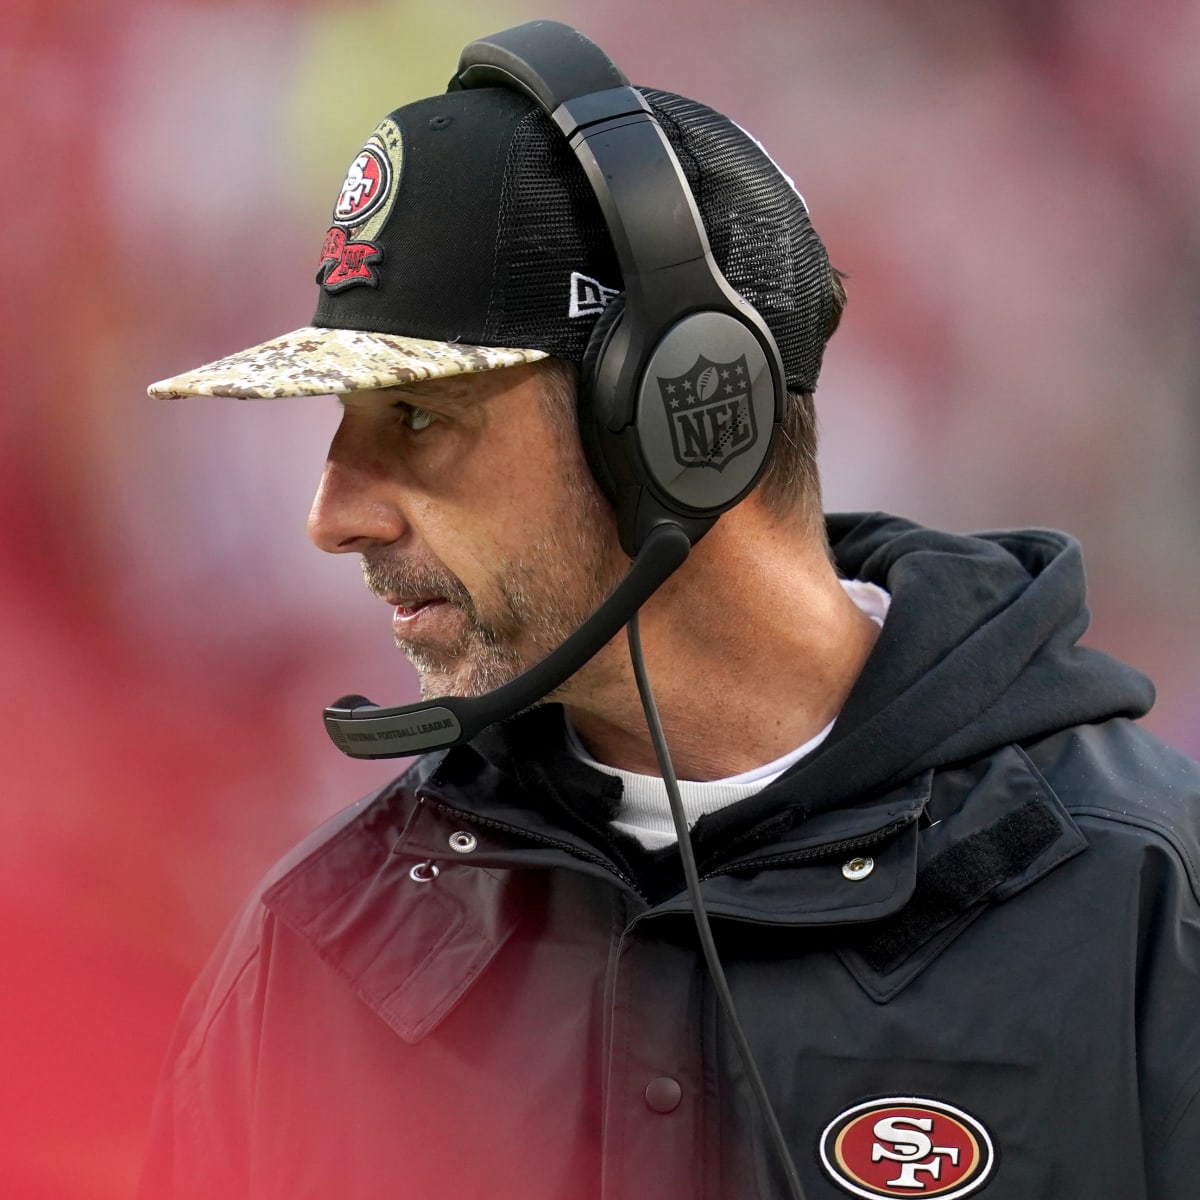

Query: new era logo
(569, 272), (619, 318)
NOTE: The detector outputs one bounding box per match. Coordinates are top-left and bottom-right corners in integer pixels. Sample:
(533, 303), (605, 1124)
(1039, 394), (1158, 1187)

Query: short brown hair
(755, 267), (847, 530)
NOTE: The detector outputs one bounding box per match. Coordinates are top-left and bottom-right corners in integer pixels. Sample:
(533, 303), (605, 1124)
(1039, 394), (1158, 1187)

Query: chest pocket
(265, 815), (522, 1044)
(837, 745), (1085, 1001)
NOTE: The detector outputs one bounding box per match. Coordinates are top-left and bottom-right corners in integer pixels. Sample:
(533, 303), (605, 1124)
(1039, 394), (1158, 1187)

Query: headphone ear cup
(575, 295), (627, 505)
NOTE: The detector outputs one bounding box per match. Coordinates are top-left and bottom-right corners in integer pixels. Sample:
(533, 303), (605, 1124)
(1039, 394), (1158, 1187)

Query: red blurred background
(2, 1), (1197, 1195)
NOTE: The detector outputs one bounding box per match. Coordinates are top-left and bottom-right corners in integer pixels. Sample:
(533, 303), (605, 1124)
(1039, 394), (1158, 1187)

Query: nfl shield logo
(657, 354), (757, 471)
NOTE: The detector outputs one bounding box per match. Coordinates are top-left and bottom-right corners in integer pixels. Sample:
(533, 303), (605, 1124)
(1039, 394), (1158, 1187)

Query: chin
(414, 658), (525, 701)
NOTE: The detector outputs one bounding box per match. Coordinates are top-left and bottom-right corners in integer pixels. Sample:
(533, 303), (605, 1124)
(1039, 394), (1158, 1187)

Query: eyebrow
(337, 379), (475, 408)
(336, 386), (437, 408)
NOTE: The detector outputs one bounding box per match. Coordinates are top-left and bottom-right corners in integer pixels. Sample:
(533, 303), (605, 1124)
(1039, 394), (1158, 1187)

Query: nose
(307, 413), (407, 554)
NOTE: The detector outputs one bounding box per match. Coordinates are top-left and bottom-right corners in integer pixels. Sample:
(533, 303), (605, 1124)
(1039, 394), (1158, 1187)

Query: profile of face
(307, 363), (627, 700)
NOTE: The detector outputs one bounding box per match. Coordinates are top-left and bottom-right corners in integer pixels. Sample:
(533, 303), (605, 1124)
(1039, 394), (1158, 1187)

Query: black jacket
(140, 515), (1200, 1199)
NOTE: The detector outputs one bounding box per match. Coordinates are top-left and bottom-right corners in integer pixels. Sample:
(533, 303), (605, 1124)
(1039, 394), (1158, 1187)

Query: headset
(323, 19), (787, 759)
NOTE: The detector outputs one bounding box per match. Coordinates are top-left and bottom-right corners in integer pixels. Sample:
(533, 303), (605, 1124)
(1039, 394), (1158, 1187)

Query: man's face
(307, 362), (627, 699)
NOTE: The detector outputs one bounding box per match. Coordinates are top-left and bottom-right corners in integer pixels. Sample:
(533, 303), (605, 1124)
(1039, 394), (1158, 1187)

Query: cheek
(407, 400), (619, 593)
(398, 495), (527, 601)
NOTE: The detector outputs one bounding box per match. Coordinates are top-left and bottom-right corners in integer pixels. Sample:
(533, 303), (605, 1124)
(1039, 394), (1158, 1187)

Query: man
(142, 21), (1199, 1200)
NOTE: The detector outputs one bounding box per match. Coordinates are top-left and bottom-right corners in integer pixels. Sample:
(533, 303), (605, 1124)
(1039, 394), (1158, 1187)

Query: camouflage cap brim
(146, 325), (549, 400)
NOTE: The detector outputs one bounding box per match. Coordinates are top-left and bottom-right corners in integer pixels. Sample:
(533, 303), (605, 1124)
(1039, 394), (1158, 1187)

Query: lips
(391, 598), (448, 625)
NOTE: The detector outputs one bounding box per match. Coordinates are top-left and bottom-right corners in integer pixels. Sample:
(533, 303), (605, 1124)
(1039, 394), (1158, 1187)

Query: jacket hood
(458, 512), (1155, 864)
(825, 512), (1152, 766)
(691, 512), (1154, 849)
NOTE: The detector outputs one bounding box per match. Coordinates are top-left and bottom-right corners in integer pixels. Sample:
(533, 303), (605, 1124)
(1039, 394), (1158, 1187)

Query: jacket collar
(261, 738), (1086, 1043)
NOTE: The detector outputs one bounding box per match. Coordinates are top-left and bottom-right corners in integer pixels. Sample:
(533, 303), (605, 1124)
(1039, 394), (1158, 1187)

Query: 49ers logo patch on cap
(819, 1097), (995, 1199)
(333, 144), (391, 226)
(318, 118), (404, 292)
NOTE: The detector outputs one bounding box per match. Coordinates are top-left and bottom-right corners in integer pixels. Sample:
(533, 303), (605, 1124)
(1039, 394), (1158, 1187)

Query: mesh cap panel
(485, 88), (833, 393)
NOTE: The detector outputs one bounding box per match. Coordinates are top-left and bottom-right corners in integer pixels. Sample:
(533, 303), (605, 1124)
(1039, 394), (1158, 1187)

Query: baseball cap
(148, 84), (835, 400)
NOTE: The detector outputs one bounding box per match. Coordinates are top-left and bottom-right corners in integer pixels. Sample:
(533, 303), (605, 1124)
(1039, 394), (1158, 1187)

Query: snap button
(842, 855), (875, 881)
(644, 1077), (682, 1113)
(448, 831), (477, 854)
(409, 861), (440, 883)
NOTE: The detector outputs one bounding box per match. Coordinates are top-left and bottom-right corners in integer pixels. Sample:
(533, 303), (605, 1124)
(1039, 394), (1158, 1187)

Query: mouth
(389, 596), (450, 625)
(386, 592), (444, 614)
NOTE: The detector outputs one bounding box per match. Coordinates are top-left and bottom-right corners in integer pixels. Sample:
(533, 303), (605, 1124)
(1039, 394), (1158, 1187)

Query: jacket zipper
(421, 792), (915, 893)
(703, 814), (916, 879)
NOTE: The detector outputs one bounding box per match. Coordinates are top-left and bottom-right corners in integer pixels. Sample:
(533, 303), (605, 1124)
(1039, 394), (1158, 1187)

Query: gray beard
(360, 501), (621, 701)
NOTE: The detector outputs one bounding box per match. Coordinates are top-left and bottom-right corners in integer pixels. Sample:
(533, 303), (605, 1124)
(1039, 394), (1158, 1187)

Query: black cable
(626, 613), (808, 1200)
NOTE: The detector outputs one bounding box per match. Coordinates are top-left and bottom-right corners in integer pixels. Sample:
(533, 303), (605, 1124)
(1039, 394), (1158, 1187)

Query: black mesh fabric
(483, 88), (834, 393)
(482, 109), (622, 359)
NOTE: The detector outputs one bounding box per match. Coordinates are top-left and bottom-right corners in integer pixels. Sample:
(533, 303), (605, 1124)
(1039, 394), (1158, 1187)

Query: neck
(563, 504), (880, 781)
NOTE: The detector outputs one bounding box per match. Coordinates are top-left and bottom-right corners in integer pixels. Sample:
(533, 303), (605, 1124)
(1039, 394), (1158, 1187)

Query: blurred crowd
(2, 0), (1196, 1195)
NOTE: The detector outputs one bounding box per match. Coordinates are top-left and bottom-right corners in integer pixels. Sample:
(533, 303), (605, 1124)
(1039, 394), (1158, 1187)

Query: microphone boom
(323, 522), (692, 759)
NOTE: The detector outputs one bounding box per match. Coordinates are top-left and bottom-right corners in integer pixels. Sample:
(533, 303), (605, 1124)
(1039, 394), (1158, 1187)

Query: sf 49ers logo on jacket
(819, 1097), (995, 1199)
(656, 353), (757, 471)
(317, 118), (404, 292)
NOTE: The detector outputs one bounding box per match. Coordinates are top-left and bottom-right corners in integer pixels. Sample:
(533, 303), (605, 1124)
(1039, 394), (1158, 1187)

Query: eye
(393, 401), (436, 431)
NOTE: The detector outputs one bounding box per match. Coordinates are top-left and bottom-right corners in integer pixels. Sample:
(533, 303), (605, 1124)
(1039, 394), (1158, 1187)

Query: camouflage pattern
(147, 326), (549, 400)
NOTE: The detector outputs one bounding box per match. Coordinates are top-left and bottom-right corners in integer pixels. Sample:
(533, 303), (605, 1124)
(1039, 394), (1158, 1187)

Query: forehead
(335, 361), (550, 410)
(333, 379), (481, 416)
